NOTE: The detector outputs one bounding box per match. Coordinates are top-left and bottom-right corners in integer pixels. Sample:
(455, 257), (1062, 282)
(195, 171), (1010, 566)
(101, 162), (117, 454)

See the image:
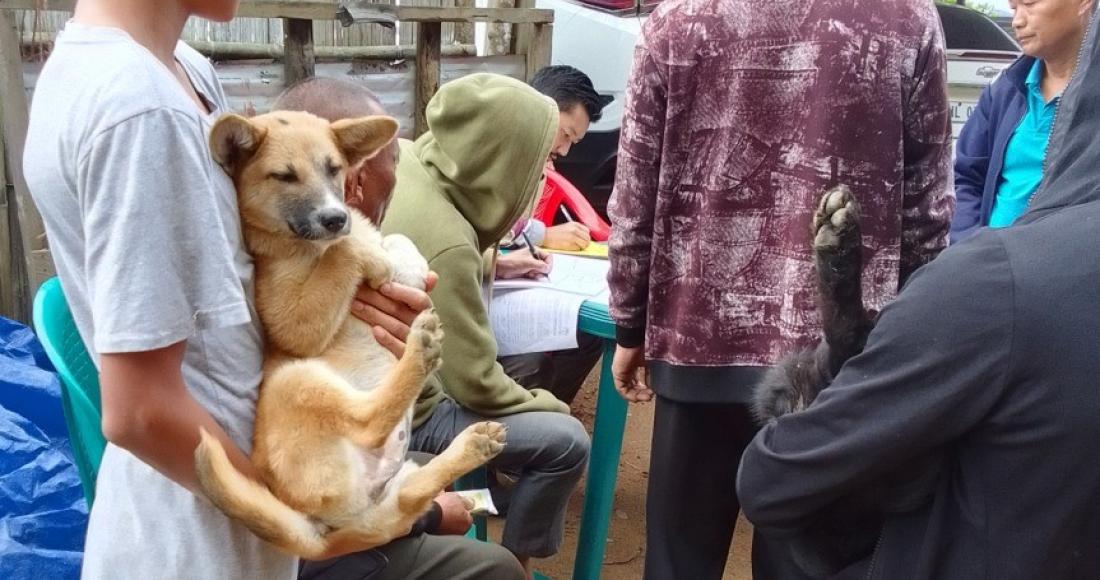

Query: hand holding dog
(351, 272), (438, 358)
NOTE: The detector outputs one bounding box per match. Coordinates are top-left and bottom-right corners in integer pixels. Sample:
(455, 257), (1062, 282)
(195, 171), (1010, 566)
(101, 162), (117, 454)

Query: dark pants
(643, 395), (761, 580)
(750, 529), (828, 580)
(298, 533), (525, 580)
(410, 398), (590, 558)
(498, 330), (603, 405)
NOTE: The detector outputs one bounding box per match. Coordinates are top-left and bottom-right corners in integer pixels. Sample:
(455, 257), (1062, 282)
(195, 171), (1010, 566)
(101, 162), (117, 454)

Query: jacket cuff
(524, 219), (547, 246)
(615, 325), (645, 348)
(409, 501), (444, 536)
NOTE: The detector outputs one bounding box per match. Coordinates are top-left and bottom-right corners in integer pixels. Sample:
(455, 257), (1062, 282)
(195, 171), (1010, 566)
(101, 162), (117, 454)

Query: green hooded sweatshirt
(382, 73), (568, 425)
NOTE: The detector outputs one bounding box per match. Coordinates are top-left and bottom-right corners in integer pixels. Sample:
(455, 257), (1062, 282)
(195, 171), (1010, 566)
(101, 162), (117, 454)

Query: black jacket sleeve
(406, 501), (444, 536)
(737, 233), (1016, 535)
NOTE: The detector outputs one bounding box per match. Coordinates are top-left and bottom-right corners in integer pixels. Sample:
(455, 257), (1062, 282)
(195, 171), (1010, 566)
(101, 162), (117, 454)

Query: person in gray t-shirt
(24, 1), (381, 578)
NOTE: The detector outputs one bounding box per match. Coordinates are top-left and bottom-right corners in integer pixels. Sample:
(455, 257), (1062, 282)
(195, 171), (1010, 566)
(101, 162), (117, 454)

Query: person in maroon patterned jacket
(605, 0), (954, 578)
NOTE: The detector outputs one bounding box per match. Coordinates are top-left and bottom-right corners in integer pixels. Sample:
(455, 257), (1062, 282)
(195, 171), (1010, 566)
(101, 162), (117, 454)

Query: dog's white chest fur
(330, 232), (429, 493)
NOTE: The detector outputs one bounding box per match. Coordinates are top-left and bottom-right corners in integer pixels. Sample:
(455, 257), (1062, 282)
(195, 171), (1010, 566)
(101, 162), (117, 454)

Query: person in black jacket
(738, 8), (1100, 580)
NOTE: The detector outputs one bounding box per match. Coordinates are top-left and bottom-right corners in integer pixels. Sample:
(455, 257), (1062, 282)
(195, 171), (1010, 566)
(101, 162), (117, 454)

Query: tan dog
(193, 110), (506, 558)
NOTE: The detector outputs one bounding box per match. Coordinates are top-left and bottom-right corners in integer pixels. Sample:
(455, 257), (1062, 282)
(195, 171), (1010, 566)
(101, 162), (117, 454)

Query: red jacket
(608, 0), (954, 367)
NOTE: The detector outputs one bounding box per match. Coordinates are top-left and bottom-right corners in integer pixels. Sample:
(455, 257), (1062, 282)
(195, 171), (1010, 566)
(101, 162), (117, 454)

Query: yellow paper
(545, 242), (609, 259)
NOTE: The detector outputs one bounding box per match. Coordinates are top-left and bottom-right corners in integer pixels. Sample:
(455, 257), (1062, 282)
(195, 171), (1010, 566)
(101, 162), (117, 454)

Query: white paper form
(493, 254), (611, 297)
(490, 288), (587, 356)
(589, 288), (610, 307)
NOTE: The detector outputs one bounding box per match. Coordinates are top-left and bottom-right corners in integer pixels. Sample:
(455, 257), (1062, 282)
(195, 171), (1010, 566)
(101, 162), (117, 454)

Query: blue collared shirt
(989, 59), (1060, 228)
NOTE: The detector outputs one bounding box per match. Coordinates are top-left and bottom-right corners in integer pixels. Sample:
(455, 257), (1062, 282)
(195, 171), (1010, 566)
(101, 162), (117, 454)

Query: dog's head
(210, 111), (398, 245)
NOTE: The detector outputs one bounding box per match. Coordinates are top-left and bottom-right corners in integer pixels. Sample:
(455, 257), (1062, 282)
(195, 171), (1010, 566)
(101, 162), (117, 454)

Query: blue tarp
(0, 316), (86, 580)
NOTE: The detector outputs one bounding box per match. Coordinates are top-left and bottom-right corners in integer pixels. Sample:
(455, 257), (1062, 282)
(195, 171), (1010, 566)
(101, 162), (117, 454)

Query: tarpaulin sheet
(0, 317), (86, 580)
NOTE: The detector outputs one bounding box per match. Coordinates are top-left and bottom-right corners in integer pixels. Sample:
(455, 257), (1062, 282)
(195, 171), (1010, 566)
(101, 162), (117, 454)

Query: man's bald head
(274, 76), (388, 120)
(274, 77), (399, 225)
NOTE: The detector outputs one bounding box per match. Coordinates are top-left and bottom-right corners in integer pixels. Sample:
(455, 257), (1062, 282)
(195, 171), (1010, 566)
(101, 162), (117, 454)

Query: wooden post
(283, 17), (315, 86)
(415, 22), (442, 138)
(525, 22), (551, 82)
(0, 108), (16, 321)
(511, 0), (535, 57)
(484, 0), (514, 56)
(0, 10), (13, 320)
(453, 0), (475, 44)
(0, 9), (50, 323)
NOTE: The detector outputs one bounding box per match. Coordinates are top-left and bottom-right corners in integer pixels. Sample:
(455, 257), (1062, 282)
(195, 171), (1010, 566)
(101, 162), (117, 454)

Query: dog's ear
(210, 114), (267, 174)
(331, 116), (399, 167)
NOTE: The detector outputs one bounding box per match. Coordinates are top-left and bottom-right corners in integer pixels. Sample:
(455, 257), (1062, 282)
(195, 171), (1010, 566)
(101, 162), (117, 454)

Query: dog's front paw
(353, 243), (394, 289)
(408, 309), (443, 373)
(813, 186), (861, 252)
(453, 421), (506, 464)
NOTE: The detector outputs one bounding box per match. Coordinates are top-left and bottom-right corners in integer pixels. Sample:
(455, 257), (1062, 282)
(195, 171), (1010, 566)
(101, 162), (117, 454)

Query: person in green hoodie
(381, 73), (591, 575)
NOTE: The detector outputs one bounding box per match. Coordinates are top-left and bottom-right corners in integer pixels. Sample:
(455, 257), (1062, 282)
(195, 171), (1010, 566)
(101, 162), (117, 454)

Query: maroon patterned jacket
(608, 0), (954, 367)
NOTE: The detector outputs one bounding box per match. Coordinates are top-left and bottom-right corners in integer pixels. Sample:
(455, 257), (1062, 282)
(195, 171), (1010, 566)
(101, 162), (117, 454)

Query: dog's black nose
(318, 209), (348, 233)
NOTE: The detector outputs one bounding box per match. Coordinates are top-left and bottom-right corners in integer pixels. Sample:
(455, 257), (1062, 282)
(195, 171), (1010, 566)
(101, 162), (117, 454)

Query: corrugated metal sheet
(21, 56), (525, 139)
(14, 8), (469, 47)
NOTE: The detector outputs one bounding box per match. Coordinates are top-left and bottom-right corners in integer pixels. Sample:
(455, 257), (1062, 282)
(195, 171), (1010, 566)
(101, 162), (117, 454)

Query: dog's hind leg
(255, 360), (373, 516)
(395, 422), (506, 515)
(344, 309), (444, 449)
(812, 186), (873, 373)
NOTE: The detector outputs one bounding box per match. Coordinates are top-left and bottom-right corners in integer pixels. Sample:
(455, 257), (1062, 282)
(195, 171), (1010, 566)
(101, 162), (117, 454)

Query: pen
(560, 205), (575, 223)
(521, 230), (547, 262)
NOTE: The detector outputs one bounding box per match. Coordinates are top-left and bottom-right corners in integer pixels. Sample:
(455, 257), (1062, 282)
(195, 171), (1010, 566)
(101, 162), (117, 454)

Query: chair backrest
(32, 277), (106, 507)
(534, 169), (612, 242)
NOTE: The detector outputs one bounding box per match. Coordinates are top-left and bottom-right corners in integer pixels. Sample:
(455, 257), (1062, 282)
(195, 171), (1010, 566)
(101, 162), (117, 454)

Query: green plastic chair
(32, 277), (106, 508)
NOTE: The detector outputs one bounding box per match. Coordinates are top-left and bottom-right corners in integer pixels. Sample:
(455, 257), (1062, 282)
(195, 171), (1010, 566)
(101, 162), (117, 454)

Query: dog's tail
(194, 428), (328, 559)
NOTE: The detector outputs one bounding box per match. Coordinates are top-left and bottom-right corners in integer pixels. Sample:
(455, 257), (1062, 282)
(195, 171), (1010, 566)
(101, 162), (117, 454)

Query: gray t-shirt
(24, 23), (296, 579)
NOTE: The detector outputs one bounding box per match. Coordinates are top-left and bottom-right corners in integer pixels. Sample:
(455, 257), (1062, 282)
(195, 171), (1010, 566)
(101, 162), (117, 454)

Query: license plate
(950, 100), (978, 140)
(950, 100), (977, 124)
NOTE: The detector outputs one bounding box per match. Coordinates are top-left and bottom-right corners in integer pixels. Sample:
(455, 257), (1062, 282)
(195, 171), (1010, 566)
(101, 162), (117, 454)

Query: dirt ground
(486, 365), (753, 579)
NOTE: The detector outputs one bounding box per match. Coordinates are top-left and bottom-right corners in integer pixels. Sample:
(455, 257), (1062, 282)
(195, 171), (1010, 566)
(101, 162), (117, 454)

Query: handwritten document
(491, 288), (587, 356)
(493, 254), (611, 297)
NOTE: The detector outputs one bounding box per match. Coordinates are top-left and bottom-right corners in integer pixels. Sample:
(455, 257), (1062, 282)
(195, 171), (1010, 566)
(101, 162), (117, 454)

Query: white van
(541, 0), (1021, 217)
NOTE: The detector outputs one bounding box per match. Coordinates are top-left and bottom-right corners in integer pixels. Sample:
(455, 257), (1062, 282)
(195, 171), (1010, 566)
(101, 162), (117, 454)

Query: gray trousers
(498, 331), (604, 405)
(299, 533), (525, 580)
(410, 397), (590, 558)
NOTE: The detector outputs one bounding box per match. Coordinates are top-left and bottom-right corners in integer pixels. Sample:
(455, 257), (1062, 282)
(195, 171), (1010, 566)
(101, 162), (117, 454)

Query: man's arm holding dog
(352, 273), (438, 358)
(99, 343), (262, 493)
(738, 237), (1014, 534)
(78, 112), (267, 495)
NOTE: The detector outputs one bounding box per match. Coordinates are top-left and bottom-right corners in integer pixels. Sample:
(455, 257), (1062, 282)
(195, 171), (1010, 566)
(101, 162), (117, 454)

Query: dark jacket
(607, 0), (953, 377)
(738, 12), (1100, 580)
(950, 55), (1036, 244)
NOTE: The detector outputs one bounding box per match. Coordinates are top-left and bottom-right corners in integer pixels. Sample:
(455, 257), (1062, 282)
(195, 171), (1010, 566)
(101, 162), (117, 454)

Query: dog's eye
(270, 171), (298, 183)
(326, 161), (342, 178)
